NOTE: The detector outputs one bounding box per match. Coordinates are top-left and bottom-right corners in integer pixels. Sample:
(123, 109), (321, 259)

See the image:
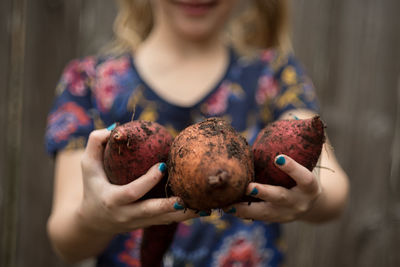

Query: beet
(252, 116), (325, 188)
(140, 224), (178, 267)
(103, 120), (173, 198)
(103, 120), (176, 267)
(168, 117), (254, 211)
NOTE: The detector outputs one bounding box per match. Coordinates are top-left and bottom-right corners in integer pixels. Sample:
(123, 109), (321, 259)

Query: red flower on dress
(118, 230), (143, 267)
(94, 57), (130, 112)
(255, 75), (279, 105)
(176, 222), (191, 238)
(47, 102), (91, 142)
(219, 238), (262, 267)
(213, 227), (272, 267)
(260, 49), (276, 63)
(202, 82), (231, 116)
(63, 57), (96, 96)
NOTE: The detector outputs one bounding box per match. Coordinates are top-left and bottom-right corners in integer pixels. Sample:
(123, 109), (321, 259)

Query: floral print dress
(45, 48), (319, 267)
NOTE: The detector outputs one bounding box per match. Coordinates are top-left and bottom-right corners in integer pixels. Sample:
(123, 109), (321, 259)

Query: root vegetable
(252, 116), (325, 189)
(140, 224), (178, 267)
(103, 120), (175, 267)
(168, 117), (254, 211)
(103, 120), (173, 198)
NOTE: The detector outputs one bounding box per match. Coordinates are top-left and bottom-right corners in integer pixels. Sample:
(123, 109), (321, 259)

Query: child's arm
(47, 129), (198, 262)
(224, 109), (349, 223)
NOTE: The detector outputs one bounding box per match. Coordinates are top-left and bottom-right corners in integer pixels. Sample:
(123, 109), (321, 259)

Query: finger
(131, 209), (199, 228)
(246, 183), (292, 204)
(274, 155), (318, 193)
(149, 209), (200, 225)
(85, 129), (111, 161)
(232, 202), (295, 223)
(232, 202), (273, 221)
(81, 129), (111, 179)
(121, 197), (197, 221)
(111, 163), (167, 205)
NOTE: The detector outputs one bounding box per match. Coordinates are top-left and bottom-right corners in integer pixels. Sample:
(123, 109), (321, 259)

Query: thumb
(110, 163), (167, 205)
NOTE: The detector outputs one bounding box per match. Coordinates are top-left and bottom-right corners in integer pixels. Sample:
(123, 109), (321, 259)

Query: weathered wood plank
(15, 0), (83, 266)
(0, 0), (27, 266)
(12, 1), (117, 266)
(78, 0), (116, 56)
(0, 1), (12, 256)
(286, 0), (400, 266)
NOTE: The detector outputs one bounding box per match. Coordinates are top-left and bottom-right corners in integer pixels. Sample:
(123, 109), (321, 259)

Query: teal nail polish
(107, 123), (117, 131)
(293, 115), (300, 120)
(199, 211), (210, 217)
(158, 163), (167, 173)
(276, 156), (286, 166)
(250, 187), (258, 196)
(173, 202), (184, 210)
(226, 207), (236, 214)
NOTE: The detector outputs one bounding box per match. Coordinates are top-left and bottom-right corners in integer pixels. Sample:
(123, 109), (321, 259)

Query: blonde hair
(107, 0), (291, 56)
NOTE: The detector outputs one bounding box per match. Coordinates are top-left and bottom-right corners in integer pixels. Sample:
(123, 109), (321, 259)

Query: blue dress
(45, 48), (319, 267)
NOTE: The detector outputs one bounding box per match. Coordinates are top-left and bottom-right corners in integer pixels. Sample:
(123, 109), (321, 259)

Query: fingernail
(226, 207), (236, 214)
(250, 187), (258, 196)
(158, 163), (167, 173)
(199, 211), (210, 217)
(293, 115), (300, 120)
(107, 123), (117, 131)
(173, 202), (184, 210)
(275, 156), (286, 166)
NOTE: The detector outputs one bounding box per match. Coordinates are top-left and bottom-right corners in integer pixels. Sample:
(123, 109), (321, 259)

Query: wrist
(298, 186), (327, 223)
(75, 204), (116, 237)
(49, 207), (115, 262)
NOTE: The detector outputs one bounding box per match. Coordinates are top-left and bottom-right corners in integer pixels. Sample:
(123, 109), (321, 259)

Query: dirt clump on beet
(168, 117), (254, 211)
(252, 116), (325, 189)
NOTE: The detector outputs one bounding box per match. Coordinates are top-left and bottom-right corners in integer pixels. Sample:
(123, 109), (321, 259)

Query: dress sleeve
(44, 57), (97, 156)
(256, 51), (320, 123)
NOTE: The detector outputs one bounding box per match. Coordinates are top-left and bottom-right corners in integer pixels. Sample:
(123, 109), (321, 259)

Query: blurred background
(0, 0), (399, 266)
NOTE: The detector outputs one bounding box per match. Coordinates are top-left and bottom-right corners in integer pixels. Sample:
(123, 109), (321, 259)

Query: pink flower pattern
(47, 102), (91, 142)
(202, 81), (231, 116)
(118, 230), (143, 267)
(255, 75), (279, 105)
(62, 57), (96, 96)
(260, 49), (276, 63)
(94, 57), (130, 112)
(214, 228), (272, 267)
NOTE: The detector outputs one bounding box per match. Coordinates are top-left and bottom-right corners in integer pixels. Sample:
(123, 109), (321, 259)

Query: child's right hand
(77, 129), (198, 235)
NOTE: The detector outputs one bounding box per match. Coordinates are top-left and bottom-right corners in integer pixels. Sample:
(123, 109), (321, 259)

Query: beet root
(140, 223), (178, 267)
(168, 117), (254, 211)
(252, 116), (325, 189)
(103, 120), (173, 198)
(103, 120), (176, 267)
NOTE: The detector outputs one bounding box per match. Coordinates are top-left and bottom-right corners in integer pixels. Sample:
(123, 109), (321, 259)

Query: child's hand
(225, 155), (323, 223)
(77, 129), (198, 234)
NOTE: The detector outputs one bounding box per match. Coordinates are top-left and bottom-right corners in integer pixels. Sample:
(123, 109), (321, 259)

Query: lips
(171, 0), (218, 16)
(173, 0), (217, 4)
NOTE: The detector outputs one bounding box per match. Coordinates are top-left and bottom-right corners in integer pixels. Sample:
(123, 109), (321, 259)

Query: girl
(45, 0), (349, 266)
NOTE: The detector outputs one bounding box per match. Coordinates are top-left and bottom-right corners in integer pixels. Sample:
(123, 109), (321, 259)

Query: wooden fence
(1, 0), (399, 266)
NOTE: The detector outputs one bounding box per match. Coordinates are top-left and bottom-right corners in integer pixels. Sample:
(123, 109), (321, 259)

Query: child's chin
(176, 22), (221, 41)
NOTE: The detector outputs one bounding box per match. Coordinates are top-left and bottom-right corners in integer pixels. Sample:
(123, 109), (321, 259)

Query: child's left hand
(225, 155), (323, 223)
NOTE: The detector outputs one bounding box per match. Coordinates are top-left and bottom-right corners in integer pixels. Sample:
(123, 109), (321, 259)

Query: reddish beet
(252, 116), (325, 188)
(103, 120), (176, 267)
(140, 224), (178, 267)
(168, 117), (254, 211)
(103, 120), (173, 198)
